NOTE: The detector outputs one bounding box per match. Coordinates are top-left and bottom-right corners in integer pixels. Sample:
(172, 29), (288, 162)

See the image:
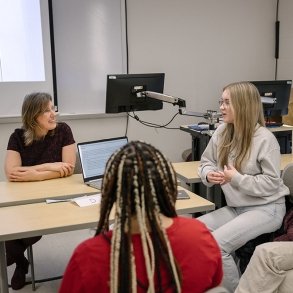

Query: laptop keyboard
(89, 180), (102, 190)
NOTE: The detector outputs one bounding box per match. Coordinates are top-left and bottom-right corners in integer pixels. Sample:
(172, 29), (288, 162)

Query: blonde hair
(21, 92), (54, 146)
(96, 141), (182, 293)
(218, 82), (265, 170)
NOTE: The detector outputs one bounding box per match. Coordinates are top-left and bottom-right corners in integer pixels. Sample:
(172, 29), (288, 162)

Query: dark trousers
(5, 236), (42, 267)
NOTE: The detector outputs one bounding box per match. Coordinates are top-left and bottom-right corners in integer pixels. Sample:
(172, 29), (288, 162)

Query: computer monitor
(250, 80), (292, 118)
(105, 73), (164, 113)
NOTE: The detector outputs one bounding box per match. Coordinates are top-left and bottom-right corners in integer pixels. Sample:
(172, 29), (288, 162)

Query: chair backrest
(281, 162), (293, 203)
(73, 151), (82, 174)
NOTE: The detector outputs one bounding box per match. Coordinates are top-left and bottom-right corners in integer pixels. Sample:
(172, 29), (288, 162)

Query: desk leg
(206, 187), (213, 202)
(0, 241), (9, 293)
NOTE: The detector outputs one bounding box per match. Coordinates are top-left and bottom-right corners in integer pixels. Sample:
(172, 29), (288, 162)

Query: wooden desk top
(0, 174), (97, 207)
(173, 153), (293, 184)
(176, 186), (214, 214)
(267, 124), (293, 132)
(173, 161), (201, 184)
(280, 153), (293, 170)
(0, 174), (215, 215)
(0, 186), (214, 242)
(0, 201), (100, 241)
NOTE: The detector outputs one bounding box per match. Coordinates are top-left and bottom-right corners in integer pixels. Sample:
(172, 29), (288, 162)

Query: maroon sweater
(7, 122), (75, 166)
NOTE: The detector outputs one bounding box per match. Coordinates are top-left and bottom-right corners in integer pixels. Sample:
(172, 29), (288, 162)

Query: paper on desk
(72, 194), (101, 207)
(46, 194), (101, 207)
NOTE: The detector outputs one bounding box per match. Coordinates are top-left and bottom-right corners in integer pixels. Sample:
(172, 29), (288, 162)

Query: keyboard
(265, 122), (284, 127)
(88, 180), (102, 190)
(188, 124), (209, 131)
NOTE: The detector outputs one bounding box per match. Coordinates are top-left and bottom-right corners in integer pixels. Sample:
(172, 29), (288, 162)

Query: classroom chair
(74, 151), (82, 174)
(27, 245), (36, 290)
(236, 162), (293, 274)
(282, 162), (293, 203)
(22, 155), (82, 291)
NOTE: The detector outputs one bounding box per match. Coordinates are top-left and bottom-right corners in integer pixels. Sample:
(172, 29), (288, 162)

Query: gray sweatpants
(198, 202), (286, 293)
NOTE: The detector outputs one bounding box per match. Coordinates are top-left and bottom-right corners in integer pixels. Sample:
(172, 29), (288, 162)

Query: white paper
(46, 193), (101, 207)
(72, 194), (101, 207)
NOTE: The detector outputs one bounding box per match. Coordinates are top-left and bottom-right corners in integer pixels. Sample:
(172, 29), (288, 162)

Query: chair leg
(27, 245), (36, 291)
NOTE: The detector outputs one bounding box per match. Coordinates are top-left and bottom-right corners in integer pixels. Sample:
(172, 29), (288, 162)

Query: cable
(124, 0), (130, 136)
(48, 0), (58, 109)
(275, 0), (279, 23)
(125, 114), (129, 137)
(124, 0), (129, 74)
(127, 112), (180, 130)
(274, 0), (280, 80)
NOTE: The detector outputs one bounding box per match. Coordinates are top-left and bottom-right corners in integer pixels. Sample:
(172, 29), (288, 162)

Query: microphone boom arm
(143, 91), (186, 108)
(139, 90), (221, 127)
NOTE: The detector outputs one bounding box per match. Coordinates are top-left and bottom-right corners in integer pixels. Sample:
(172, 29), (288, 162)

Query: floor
(9, 279), (62, 293)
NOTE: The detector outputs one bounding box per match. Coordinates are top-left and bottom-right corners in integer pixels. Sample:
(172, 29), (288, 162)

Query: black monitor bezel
(105, 73), (165, 113)
(250, 79), (292, 117)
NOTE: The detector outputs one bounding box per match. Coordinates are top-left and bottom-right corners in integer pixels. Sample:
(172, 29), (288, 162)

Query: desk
(180, 125), (213, 161)
(180, 125), (293, 204)
(172, 161), (201, 184)
(181, 124), (293, 134)
(280, 153), (293, 170)
(0, 181), (214, 292)
(0, 174), (96, 207)
(267, 125), (293, 134)
(180, 124), (293, 160)
(173, 153), (293, 184)
(172, 153), (293, 205)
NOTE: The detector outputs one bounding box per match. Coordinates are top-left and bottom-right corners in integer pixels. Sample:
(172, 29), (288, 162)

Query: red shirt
(59, 217), (223, 293)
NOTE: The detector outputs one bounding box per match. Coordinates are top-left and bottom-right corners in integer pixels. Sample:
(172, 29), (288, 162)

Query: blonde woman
(198, 82), (289, 292)
(60, 141), (223, 293)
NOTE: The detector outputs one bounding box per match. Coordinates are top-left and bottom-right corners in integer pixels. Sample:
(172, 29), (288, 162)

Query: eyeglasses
(218, 99), (230, 108)
(42, 105), (56, 114)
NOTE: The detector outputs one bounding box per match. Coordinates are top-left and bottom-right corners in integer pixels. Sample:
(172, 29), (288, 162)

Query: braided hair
(96, 141), (182, 293)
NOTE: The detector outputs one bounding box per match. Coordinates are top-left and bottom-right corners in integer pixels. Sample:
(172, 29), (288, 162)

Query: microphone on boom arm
(141, 90), (222, 129)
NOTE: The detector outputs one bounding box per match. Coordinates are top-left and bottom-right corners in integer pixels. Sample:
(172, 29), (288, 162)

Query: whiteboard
(52, 0), (127, 115)
(0, 0), (53, 117)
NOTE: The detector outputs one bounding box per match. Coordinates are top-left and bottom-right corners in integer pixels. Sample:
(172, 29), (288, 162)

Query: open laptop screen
(77, 136), (128, 182)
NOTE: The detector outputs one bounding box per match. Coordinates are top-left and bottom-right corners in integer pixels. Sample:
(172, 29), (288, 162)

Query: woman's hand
(206, 171), (225, 185)
(222, 165), (237, 183)
(7, 162), (74, 181)
(5, 148), (76, 182)
(47, 162), (75, 177)
(207, 165), (237, 185)
(8, 168), (41, 181)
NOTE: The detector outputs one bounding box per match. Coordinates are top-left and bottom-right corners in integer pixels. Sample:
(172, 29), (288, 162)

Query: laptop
(77, 136), (128, 190)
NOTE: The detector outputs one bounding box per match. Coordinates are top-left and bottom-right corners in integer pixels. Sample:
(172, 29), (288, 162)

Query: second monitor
(250, 79), (292, 125)
(105, 73), (165, 113)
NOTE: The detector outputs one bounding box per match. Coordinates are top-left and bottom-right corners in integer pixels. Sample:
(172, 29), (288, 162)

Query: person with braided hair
(59, 141), (223, 293)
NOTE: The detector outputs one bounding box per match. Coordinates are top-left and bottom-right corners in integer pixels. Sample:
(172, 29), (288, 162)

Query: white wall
(125, 0), (278, 162)
(1, 0), (293, 181)
(277, 0), (293, 81)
